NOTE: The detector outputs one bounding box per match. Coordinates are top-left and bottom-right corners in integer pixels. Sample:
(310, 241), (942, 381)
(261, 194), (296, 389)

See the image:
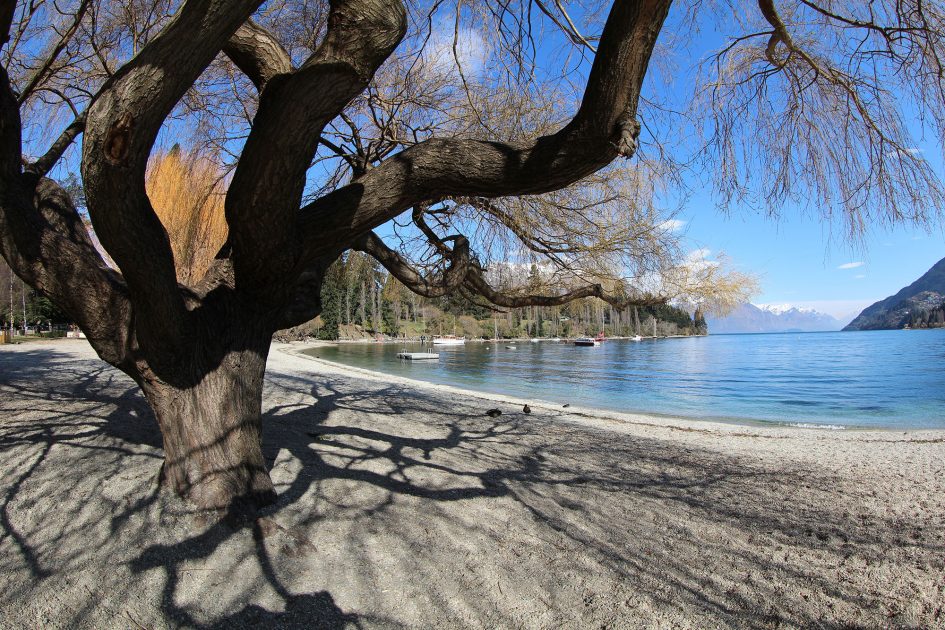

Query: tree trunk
(140, 342), (276, 514)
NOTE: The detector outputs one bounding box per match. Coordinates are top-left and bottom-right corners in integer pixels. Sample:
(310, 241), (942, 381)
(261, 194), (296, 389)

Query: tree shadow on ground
(0, 345), (942, 628)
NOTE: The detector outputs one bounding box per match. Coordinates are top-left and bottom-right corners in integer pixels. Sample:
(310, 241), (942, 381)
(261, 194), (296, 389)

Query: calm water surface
(305, 330), (945, 429)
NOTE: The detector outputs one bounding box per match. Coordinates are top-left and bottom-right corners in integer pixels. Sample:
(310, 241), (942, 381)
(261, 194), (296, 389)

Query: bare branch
(405, 202), (673, 311)
(465, 271), (633, 309)
(353, 230), (470, 298)
(533, 0), (598, 52)
(757, 0), (794, 66)
(299, 0), (673, 260)
(26, 111), (87, 176)
(16, 0), (92, 104)
(700, 0), (945, 236)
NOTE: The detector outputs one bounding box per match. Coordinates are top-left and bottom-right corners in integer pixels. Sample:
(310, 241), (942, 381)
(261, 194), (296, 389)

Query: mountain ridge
(843, 256), (945, 331)
(707, 303), (843, 334)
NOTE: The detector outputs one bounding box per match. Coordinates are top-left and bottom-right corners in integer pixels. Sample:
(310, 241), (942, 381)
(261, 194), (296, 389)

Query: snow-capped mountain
(755, 303), (819, 316)
(706, 303), (844, 334)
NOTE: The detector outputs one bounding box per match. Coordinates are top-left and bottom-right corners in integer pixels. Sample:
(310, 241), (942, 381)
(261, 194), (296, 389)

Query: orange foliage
(146, 147), (228, 286)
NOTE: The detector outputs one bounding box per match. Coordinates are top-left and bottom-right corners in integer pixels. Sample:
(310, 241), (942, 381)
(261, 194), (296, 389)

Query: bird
(486, 408), (502, 417)
(523, 404), (531, 414)
(562, 404), (570, 408)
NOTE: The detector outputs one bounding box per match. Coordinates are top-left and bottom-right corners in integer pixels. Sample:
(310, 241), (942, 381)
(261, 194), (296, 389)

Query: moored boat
(432, 335), (466, 346)
(574, 332), (606, 347)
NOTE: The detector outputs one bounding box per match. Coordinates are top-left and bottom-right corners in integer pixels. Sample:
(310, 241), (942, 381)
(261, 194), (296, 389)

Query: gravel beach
(1, 339), (943, 628)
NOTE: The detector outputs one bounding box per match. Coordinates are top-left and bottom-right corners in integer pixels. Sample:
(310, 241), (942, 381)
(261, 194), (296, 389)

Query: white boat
(431, 335), (466, 346)
(630, 335), (643, 341)
(397, 352), (439, 360)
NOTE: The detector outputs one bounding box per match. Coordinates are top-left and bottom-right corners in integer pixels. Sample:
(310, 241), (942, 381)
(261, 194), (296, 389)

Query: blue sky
(674, 198), (943, 322)
(647, 7), (945, 323)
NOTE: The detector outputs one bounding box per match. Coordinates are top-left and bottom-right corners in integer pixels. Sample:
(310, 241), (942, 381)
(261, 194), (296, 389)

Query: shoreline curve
(275, 341), (945, 440)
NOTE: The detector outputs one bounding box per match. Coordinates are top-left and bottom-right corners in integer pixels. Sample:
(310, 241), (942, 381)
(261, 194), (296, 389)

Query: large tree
(0, 0), (942, 514)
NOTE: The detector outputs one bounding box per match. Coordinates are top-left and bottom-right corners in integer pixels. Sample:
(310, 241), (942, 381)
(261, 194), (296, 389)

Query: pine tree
(317, 262), (343, 340)
(694, 308), (708, 335)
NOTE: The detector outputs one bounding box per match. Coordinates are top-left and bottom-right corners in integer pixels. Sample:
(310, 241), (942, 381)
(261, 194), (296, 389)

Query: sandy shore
(1, 339), (943, 628)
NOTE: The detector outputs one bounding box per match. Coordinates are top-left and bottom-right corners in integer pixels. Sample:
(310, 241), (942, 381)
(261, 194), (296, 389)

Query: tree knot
(104, 112), (134, 166)
(613, 116), (641, 158)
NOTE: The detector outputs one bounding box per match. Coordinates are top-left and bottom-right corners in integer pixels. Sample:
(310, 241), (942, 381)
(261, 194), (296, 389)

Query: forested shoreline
(3, 251), (706, 340)
(279, 251), (707, 341)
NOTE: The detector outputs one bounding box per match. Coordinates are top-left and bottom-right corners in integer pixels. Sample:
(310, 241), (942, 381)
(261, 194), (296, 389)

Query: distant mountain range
(707, 303), (844, 334)
(844, 256), (945, 331)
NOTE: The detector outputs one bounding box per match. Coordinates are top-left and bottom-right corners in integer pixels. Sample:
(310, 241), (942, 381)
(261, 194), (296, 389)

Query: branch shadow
(0, 344), (942, 628)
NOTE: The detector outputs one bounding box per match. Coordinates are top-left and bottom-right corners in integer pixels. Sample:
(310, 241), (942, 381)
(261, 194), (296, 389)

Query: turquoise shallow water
(304, 329), (945, 429)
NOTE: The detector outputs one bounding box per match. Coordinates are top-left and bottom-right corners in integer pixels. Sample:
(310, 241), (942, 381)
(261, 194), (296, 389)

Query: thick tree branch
(353, 230), (470, 298)
(1, 67), (132, 368)
(222, 19), (293, 91)
(80, 0), (263, 364)
(225, 0), (407, 296)
(757, 0), (794, 66)
(297, 0), (672, 261)
(0, 2), (14, 49)
(465, 273), (605, 308)
(7, 178), (133, 364)
(407, 208), (662, 311)
(464, 269), (664, 310)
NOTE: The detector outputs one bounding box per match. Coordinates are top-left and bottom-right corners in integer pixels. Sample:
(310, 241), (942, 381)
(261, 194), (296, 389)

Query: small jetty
(397, 352), (440, 361)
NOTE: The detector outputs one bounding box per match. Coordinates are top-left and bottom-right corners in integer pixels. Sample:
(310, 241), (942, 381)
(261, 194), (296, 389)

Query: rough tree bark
(0, 0), (675, 514)
(140, 326), (277, 512)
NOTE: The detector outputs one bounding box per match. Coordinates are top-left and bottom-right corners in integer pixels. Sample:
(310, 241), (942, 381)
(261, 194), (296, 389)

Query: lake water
(304, 330), (945, 429)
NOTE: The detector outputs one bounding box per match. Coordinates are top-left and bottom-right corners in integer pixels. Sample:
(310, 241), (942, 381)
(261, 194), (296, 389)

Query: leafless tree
(1, 0), (942, 515)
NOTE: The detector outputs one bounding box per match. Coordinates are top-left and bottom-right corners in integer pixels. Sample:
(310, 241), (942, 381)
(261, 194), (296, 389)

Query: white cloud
(658, 219), (686, 232)
(854, 274), (866, 279)
(680, 248), (720, 279)
(837, 261), (864, 270)
(686, 248), (711, 263)
(422, 25), (489, 77)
